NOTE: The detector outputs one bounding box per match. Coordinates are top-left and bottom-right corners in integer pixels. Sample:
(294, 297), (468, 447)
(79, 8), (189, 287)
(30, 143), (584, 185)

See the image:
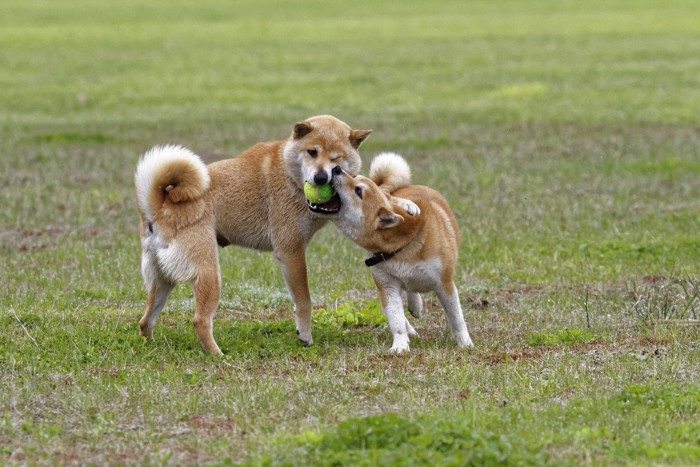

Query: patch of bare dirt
(187, 415), (242, 437)
(483, 337), (669, 366)
(1, 226), (68, 252)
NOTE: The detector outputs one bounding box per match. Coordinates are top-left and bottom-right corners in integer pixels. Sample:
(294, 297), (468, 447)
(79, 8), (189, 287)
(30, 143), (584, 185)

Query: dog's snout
(313, 172), (329, 185)
(332, 165), (342, 177)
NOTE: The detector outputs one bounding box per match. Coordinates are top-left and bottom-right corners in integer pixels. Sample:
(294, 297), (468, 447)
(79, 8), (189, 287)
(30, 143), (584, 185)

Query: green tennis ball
(304, 182), (334, 204)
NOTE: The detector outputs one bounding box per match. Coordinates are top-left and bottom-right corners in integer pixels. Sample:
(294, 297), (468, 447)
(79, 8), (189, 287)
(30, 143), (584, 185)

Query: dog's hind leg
(139, 250), (175, 339)
(436, 280), (473, 348)
(406, 291), (423, 318)
(139, 279), (175, 339)
(276, 249), (313, 346)
(191, 265), (222, 355)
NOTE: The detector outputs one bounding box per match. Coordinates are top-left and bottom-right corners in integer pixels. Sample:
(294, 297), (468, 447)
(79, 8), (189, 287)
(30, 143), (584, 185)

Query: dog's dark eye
(307, 149), (318, 158)
(354, 187), (363, 199)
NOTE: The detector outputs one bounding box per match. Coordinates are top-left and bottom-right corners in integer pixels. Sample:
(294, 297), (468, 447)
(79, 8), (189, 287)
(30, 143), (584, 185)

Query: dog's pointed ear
(350, 129), (372, 149)
(377, 207), (404, 230)
(293, 121), (313, 140)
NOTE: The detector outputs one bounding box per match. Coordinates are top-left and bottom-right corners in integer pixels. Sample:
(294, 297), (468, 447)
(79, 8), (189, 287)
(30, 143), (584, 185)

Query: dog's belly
(375, 257), (443, 293)
(215, 214), (324, 252)
(217, 230), (274, 251)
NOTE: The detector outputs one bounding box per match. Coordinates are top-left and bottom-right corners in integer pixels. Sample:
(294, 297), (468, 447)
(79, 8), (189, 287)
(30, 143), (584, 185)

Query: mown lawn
(1, 0), (699, 464)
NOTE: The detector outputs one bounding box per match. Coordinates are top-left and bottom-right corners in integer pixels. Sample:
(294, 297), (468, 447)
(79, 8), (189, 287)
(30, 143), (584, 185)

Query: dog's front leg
(276, 249), (313, 346)
(390, 196), (420, 217)
(374, 276), (411, 354)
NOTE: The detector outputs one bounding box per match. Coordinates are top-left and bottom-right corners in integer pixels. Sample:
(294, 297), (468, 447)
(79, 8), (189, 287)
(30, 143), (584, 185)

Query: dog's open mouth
(306, 193), (341, 214)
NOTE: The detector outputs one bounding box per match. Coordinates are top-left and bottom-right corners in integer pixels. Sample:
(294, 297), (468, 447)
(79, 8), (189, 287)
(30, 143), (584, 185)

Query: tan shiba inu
(331, 153), (474, 353)
(134, 115), (371, 354)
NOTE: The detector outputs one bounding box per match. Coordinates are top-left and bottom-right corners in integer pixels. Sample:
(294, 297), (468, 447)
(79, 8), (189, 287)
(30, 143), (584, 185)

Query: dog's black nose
(332, 165), (342, 176)
(314, 172), (329, 185)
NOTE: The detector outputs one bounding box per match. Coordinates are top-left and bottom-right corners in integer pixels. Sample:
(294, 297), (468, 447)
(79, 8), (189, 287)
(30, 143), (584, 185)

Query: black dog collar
(365, 248), (403, 267)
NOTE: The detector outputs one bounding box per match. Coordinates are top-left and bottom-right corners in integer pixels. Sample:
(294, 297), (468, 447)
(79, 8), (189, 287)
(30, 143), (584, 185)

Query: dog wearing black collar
(331, 152), (474, 353)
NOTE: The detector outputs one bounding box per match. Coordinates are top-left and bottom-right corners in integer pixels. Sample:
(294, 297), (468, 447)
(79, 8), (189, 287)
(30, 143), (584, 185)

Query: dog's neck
(365, 247), (404, 267)
(364, 219), (423, 268)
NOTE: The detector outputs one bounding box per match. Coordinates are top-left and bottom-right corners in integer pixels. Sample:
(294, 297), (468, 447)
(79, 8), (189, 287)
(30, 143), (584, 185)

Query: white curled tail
(135, 145), (210, 220)
(369, 152), (412, 193)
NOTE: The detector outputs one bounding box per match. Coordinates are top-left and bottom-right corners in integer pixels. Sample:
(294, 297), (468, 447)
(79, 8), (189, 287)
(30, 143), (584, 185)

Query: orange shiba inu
(331, 153), (474, 353)
(134, 115), (371, 354)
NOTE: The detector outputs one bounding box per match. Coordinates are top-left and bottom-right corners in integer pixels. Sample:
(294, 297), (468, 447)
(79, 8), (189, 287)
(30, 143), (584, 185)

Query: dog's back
(392, 184), (461, 256)
(206, 141), (308, 251)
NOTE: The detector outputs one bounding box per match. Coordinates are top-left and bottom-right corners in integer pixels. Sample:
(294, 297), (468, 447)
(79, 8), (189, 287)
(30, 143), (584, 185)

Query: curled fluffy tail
(135, 145), (210, 220)
(369, 152), (412, 193)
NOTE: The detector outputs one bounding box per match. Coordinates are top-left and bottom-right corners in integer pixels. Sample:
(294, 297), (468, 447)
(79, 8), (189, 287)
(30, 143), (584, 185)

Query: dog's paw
(139, 320), (154, 340)
(405, 319), (419, 337)
(393, 197), (420, 217)
(296, 329), (314, 346)
(389, 334), (410, 354)
(455, 333), (474, 348)
(389, 344), (410, 355)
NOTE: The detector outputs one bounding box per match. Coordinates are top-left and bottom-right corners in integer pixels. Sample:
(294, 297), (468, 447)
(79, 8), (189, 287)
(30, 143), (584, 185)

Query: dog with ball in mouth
(135, 115), (372, 354)
(304, 181), (337, 212)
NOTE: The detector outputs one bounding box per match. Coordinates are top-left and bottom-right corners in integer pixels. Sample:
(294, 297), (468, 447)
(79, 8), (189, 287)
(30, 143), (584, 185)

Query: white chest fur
(371, 256), (443, 293)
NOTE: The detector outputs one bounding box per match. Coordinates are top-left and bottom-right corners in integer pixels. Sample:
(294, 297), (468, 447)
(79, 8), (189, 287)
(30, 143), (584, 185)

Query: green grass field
(2, 0), (700, 464)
